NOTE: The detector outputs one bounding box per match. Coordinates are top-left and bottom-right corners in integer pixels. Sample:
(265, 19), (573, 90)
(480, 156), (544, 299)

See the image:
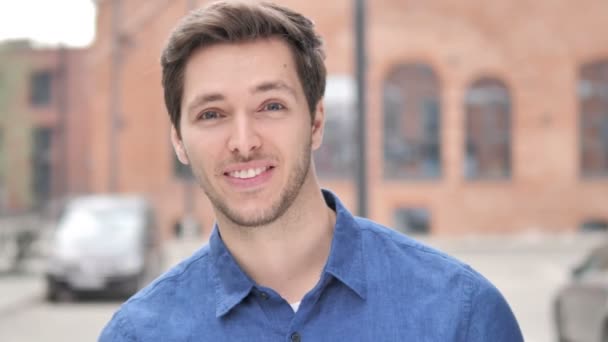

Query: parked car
(554, 242), (608, 342)
(45, 195), (163, 301)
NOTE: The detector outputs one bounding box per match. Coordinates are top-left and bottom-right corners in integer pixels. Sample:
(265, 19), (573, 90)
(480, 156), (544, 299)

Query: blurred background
(0, 0), (607, 341)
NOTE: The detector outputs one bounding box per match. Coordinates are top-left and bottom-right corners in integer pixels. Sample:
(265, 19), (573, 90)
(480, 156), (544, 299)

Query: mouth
(222, 163), (276, 189)
(225, 166), (274, 179)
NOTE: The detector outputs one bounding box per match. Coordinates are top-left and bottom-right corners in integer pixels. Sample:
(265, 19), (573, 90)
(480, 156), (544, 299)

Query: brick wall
(86, 0), (608, 237)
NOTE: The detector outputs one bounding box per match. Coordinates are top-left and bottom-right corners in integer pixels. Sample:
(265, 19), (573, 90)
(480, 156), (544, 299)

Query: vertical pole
(354, 0), (368, 217)
(182, 0), (198, 238)
(109, 0), (123, 192)
(56, 46), (68, 202)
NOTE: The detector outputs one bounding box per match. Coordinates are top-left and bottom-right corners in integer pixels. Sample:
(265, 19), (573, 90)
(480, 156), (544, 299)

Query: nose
(227, 113), (262, 158)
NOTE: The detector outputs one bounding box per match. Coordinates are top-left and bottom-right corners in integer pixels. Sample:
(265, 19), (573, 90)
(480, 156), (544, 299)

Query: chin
(222, 201), (286, 228)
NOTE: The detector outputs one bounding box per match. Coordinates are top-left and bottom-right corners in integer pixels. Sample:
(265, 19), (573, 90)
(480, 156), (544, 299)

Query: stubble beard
(191, 139), (312, 228)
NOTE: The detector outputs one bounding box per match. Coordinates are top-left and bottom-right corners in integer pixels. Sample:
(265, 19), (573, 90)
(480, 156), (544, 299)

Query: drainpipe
(354, 0), (368, 217)
(109, 0), (124, 193)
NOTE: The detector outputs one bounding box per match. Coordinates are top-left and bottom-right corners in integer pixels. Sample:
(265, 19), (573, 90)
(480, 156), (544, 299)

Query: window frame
(382, 63), (443, 180)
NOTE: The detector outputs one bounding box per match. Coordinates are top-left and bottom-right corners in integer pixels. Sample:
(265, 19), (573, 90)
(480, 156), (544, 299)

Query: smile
(226, 166), (272, 179)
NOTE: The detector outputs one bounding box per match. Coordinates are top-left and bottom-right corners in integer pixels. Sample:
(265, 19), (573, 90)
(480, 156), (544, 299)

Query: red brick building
(85, 0), (608, 238)
(0, 41), (90, 213)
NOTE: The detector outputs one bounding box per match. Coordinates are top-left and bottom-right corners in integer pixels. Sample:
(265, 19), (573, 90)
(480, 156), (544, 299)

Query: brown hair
(161, 0), (327, 137)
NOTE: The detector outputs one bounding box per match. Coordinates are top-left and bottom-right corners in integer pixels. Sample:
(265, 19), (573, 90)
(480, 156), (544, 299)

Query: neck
(215, 175), (336, 303)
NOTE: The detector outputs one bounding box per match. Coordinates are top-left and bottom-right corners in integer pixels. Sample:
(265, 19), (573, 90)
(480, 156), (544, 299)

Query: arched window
(464, 77), (511, 179)
(383, 63), (441, 179)
(580, 59), (608, 178)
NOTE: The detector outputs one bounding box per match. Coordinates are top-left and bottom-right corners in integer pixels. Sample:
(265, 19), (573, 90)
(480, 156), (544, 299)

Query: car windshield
(55, 203), (144, 253)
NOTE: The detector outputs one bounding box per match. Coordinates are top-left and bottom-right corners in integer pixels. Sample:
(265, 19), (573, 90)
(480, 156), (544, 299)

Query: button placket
(290, 332), (301, 342)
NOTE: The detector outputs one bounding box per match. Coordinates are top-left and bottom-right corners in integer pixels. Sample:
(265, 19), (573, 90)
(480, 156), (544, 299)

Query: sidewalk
(0, 272), (44, 318)
(0, 230), (601, 339)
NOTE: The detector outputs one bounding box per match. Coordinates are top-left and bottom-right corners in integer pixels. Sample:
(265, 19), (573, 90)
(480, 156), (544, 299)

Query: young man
(100, 1), (523, 341)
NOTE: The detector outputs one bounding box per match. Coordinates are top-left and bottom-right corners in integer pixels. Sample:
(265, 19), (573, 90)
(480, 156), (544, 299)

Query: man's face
(172, 38), (325, 227)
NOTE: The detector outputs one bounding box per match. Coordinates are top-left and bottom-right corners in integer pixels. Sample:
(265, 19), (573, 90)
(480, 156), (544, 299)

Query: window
(580, 59), (608, 177)
(393, 207), (431, 234)
(464, 77), (511, 179)
(314, 75), (356, 179)
(383, 63), (441, 179)
(32, 127), (53, 206)
(173, 153), (192, 180)
(580, 219), (608, 232)
(29, 71), (53, 106)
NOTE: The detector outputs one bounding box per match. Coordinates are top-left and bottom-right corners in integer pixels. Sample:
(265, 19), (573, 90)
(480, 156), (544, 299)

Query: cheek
(182, 134), (221, 168)
(262, 121), (309, 151)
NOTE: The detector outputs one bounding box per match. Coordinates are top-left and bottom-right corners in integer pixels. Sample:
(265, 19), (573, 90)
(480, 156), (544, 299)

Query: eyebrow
(185, 81), (297, 117)
(185, 93), (225, 117)
(252, 81), (297, 98)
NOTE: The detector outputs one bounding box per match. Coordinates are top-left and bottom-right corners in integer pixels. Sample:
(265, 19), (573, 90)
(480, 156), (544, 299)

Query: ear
(170, 126), (190, 165)
(311, 99), (325, 151)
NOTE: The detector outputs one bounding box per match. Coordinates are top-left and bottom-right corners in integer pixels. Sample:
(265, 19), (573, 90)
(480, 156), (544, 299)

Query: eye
(198, 110), (222, 121)
(263, 102), (285, 111)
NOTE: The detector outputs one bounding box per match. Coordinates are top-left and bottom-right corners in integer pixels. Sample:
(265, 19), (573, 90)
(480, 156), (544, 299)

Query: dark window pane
(394, 207), (431, 234)
(580, 60), (608, 177)
(464, 77), (511, 179)
(580, 219), (608, 232)
(383, 63), (441, 179)
(30, 71), (52, 106)
(32, 127), (53, 207)
(314, 75), (355, 179)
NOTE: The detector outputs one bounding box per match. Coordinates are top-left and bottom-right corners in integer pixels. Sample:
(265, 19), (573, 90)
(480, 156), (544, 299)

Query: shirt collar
(321, 189), (367, 300)
(209, 189), (367, 317)
(209, 226), (255, 317)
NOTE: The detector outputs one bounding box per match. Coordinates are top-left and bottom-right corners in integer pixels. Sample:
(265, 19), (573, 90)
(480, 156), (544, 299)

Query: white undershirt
(290, 301), (301, 312)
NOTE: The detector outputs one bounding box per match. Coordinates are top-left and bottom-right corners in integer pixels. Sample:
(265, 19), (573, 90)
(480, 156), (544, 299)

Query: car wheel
(45, 280), (58, 302)
(46, 280), (76, 303)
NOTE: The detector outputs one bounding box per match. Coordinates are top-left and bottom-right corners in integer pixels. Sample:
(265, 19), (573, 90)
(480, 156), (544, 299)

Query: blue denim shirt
(100, 190), (523, 341)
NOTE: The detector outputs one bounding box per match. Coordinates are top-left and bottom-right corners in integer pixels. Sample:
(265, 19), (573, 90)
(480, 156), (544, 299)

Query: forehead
(182, 37), (303, 97)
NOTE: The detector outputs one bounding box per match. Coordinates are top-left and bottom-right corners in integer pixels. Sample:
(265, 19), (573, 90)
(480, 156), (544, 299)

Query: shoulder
(355, 218), (522, 340)
(99, 244), (215, 340)
(355, 216), (492, 290)
(356, 217), (467, 269)
(129, 243), (213, 303)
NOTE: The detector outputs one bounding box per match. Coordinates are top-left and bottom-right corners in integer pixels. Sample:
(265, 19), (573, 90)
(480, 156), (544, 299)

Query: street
(0, 288), (118, 341)
(0, 233), (603, 342)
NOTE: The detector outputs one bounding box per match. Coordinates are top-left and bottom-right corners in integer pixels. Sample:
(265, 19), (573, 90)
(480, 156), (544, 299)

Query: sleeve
(98, 308), (138, 342)
(464, 275), (524, 342)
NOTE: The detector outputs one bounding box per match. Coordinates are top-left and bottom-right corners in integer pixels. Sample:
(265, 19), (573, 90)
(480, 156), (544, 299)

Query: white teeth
(229, 167), (268, 179)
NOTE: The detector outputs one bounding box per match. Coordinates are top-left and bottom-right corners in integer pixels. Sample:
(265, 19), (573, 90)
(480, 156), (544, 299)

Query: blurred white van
(45, 195), (163, 301)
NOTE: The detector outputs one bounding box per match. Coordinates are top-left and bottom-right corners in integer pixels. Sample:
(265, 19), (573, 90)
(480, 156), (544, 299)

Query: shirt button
(290, 332), (301, 342)
(259, 291), (269, 300)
